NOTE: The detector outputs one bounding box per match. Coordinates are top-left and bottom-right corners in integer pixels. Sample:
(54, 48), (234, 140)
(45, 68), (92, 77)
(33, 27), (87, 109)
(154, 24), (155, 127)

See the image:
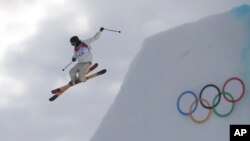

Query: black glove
(100, 27), (104, 32)
(72, 57), (76, 62)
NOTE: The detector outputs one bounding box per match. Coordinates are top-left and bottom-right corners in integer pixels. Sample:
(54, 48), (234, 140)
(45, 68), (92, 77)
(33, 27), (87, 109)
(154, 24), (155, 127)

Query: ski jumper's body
(49, 27), (122, 101)
(69, 29), (102, 84)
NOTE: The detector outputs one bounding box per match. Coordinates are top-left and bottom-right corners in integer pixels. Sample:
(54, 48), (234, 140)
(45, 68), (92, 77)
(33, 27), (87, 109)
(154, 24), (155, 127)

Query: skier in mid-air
(68, 27), (104, 85)
(50, 27), (121, 101)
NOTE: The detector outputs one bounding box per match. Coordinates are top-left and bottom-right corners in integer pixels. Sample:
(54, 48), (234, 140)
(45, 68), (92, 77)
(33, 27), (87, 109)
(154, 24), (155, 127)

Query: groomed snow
(90, 4), (250, 141)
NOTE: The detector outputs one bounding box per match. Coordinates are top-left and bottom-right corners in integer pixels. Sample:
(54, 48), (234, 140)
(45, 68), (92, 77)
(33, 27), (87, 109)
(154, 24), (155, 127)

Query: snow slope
(90, 4), (250, 141)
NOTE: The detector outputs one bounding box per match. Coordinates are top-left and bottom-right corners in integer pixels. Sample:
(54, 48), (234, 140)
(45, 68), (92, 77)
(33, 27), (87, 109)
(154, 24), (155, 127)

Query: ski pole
(62, 62), (73, 71)
(104, 28), (121, 33)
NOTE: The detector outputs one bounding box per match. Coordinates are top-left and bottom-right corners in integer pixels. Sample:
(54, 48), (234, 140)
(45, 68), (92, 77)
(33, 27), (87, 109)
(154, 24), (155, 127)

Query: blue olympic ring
(177, 91), (198, 115)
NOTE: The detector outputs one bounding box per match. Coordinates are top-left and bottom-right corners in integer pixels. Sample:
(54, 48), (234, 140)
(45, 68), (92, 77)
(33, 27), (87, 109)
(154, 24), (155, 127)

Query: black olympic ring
(199, 84), (221, 109)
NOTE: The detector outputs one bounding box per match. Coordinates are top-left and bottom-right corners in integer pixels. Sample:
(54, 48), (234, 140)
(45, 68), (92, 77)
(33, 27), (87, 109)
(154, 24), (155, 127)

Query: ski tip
(93, 63), (98, 68)
(89, 63), (98, 72)
(51, 89), (60, 94)
(103, 69), (107, 73)
(49, 95), (59, 101)
(98, 69), (107, 75)
(92, 63), (98, 67)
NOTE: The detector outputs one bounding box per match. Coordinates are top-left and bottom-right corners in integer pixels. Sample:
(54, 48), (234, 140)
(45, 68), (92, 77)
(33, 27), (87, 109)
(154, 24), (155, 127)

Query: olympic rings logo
(177, 77), (246, 124)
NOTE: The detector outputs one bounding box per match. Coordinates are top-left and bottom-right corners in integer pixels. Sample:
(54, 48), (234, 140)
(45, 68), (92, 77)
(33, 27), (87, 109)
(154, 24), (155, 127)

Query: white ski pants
(69, 62), (91, 83)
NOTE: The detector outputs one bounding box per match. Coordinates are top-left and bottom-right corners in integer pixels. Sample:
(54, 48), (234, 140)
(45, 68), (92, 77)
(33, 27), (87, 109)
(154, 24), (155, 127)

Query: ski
(87, 63), (98, 73)
(49, 69), (107, 101)
(51, 63), (98, 94)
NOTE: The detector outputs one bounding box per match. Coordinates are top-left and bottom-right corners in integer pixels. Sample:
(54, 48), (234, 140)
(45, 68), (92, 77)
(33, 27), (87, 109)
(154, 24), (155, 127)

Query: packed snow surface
(90, 4), (250, 141)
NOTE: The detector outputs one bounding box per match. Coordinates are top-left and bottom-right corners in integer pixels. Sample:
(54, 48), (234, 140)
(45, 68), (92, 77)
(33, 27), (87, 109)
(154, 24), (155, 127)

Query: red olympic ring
(222, 77), (245, 103)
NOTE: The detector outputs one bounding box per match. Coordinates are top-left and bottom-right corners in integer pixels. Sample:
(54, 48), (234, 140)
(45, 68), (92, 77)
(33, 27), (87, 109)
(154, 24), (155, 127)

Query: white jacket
(73, 31), (101, 63)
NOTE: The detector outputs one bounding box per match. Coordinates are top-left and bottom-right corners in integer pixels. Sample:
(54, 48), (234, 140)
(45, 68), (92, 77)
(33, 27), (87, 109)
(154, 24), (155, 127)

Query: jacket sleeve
(73, 50), (77, 59)
(83, 31), (101, 45)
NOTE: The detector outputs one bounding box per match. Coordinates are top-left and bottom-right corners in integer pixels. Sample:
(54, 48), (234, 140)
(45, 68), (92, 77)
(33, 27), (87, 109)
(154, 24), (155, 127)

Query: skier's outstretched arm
(84, 27), (104, 45)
